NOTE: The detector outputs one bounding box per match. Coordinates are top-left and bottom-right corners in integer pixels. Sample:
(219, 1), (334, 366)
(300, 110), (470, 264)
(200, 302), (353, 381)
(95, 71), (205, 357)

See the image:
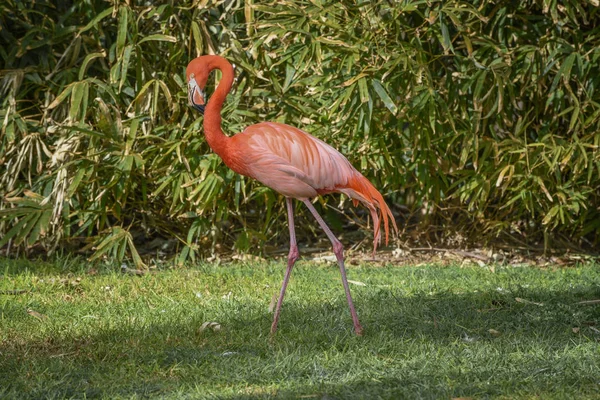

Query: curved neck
(204, 56), (235, 157)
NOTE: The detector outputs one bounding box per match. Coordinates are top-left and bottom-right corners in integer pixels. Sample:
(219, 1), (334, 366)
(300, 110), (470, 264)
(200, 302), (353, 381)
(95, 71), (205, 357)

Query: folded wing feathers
(243, 122), (397, 253)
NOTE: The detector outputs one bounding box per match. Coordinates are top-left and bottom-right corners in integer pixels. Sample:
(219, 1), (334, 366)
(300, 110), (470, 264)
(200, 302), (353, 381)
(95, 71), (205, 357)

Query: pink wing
(232, 122), (357, 199)
(229, 121), (397, 250)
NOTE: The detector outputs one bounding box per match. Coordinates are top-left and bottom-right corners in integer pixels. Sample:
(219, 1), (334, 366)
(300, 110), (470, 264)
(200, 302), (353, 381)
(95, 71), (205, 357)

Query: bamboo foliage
(230, 0), (600, 244)
(1, 0), (599, 264)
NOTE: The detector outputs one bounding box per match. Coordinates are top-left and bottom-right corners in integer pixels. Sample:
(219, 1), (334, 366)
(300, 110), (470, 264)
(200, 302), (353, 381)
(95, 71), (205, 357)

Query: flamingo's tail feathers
(344, 174), (398, 254)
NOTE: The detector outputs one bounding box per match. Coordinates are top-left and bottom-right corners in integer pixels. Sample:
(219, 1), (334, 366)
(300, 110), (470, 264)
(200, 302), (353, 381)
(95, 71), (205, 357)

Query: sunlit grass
(1, 257), (599, 399)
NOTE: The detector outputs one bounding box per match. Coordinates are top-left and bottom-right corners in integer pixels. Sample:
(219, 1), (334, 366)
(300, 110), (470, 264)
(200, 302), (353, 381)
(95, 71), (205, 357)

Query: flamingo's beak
(188, 74), (206, 114)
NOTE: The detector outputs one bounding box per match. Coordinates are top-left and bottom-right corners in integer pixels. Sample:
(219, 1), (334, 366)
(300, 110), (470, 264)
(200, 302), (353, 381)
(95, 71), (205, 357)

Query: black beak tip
(192, 103), (205, 114)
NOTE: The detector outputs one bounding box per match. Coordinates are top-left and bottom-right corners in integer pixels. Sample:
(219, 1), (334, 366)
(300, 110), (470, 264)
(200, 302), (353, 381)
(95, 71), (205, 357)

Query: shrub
(1, 0), (599, 265)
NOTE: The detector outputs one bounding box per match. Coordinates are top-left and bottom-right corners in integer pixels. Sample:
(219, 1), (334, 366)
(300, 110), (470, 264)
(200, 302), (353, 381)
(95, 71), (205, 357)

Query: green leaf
(28, 209), (51, 246)
(67, 167), (88, 198)
(0, 218), (28, 247)
(47, 83), (74, 109)
(439, 18), (454, 53)
(69, 81), (88, 121)
(138, 34), (177, 45)
(371, 79), (397, 114)
(550, 53), (576, 94)
(357, 77), (369, 104)
(117, 6), (128, 57)
(79, 51), (106, 80)
(283, 63), (296, 92)
(191, 21), (203, 55)
(79, 7), (113, 34)
(119, 45), (133, 91)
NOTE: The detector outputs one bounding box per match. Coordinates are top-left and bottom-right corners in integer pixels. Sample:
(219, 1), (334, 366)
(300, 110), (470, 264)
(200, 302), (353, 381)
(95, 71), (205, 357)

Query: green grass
(1, 257), (599, 399)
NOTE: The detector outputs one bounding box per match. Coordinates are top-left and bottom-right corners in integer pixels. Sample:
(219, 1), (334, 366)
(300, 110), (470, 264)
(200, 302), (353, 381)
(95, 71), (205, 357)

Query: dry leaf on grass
(27, 309), (48, 321)
(461, 332), (478, 343)
(222, 291), (232, 300)
(576, 299), (600, 305)
(121, 265), (147, 276)
(515, 297), (544, 306)
(268, 293), (278, 313)
(60, 277), (82, 287)
(199, 321), (221, 333)
(310, 255), (336, 263)
(348, 280), (366, 286)
(488, 328), (501, 337)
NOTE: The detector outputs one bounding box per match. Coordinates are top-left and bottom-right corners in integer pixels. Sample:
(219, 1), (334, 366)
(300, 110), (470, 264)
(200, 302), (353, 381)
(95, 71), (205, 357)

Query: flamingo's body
(186, 55), (397, 335)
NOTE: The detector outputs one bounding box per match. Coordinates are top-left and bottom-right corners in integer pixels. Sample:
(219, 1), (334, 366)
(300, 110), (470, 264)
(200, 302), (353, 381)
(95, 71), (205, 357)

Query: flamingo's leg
(302, 200), (364, 336)
(270, 198), (300, 335)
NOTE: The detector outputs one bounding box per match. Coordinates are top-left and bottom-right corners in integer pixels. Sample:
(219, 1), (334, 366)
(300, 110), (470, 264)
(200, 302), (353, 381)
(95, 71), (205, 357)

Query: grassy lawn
(1, 256), (599, 399)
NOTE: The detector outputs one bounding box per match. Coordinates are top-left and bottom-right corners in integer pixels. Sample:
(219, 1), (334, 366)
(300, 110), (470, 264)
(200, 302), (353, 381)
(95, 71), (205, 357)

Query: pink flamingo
(186, 55), (397, 335)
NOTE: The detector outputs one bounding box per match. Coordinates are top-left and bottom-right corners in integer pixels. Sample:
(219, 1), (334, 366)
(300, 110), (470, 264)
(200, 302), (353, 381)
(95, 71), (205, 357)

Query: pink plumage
(227, 122), (397, 251)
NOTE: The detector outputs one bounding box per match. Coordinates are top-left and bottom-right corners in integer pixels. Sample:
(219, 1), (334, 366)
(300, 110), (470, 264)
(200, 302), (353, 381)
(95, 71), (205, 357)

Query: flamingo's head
(186, 58), (209, 114)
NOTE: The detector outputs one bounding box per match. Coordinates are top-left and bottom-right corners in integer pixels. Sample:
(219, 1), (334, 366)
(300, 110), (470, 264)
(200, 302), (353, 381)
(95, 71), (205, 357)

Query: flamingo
(186, 55), (397, 336)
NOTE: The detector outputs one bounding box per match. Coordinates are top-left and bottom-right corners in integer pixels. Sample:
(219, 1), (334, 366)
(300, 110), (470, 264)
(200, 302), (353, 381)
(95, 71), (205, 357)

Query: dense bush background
(1, 0), (599, 265)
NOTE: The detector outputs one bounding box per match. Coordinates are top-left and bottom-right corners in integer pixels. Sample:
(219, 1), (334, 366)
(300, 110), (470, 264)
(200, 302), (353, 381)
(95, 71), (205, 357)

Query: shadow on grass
(2, 278), (600, 399)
